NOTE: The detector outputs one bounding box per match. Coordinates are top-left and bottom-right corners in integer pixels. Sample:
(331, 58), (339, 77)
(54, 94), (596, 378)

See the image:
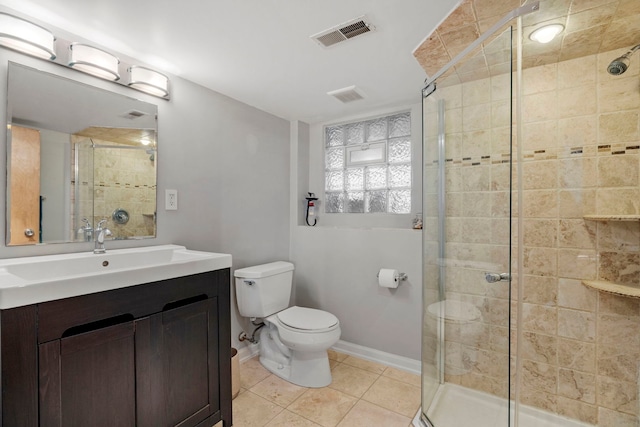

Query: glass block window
(324, 112), (411, 214)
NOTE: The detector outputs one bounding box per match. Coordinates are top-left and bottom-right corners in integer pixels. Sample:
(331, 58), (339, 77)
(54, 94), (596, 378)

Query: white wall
(290, 105), (424, 360)
(291, 226), (422, 359)
(0, 50), (291, 350)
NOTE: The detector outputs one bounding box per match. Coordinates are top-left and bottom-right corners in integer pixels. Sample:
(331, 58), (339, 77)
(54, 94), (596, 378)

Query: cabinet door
(39, 322), (136, 427)
(136, 298), (219, 427)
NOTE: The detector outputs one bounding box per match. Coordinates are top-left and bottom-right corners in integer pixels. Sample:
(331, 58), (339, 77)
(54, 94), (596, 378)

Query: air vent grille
(327, 86), (365, 103)
(311, 16), (375, 48)
(121, 110), (147, 119)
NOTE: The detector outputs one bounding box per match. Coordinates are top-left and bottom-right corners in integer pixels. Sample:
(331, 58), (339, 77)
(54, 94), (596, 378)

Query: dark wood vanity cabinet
(0, 269), (232, 427)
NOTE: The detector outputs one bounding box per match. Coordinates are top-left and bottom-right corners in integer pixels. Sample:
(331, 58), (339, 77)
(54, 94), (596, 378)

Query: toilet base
(260, 349), (332, 388)
(258, 324), (333, 388)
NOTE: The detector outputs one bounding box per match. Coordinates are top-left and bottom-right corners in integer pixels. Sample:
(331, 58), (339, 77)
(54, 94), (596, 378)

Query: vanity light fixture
(69, 43), (120, 81)
(0, 8), (170, 99)
(0, 12), (56, 60)
(529, 24), (564, 44)
(128, 66), (169, 98)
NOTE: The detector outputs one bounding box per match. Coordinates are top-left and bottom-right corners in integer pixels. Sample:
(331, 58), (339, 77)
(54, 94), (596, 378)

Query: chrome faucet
(94, 219), (112, 254)
(77, 218), (93, 242)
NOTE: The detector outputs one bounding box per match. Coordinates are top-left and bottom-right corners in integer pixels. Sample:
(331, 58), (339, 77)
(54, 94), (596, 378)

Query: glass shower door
(420, 27), (513, 427)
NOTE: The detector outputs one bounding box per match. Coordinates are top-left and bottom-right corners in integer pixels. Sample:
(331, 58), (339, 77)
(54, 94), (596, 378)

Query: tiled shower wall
(93, 141), (156, 239)
(71, 137), (156, 239)
(424, 47), (640, 427)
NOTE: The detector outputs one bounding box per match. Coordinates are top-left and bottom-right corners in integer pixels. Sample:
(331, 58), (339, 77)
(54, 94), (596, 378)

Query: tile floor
(230, 349), (421, 427)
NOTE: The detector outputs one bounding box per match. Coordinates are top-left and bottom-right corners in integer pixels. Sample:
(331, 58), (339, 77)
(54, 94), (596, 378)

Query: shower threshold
(413, 383), (594, 427)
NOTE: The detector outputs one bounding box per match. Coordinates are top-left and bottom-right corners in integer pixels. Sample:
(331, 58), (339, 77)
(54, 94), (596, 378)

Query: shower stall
(419, 1), (640, 426)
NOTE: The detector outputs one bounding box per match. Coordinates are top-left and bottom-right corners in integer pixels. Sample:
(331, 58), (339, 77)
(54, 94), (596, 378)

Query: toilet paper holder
(376, 271), (408, 282)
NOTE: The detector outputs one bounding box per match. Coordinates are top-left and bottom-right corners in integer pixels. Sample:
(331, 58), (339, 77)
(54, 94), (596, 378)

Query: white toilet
(234, 261), (341, 387)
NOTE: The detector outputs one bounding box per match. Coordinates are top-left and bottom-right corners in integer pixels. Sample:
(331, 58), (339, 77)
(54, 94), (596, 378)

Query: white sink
(0, 245), (232, 309)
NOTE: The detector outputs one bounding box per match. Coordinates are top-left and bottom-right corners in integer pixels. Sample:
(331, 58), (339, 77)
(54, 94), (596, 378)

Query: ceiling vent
(120, 110), (147, 119)
(327, 86), (365, 103)
(311, 16), (375, 48)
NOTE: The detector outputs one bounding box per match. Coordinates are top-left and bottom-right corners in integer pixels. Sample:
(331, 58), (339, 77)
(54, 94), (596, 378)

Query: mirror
(6, 62), (157, 245)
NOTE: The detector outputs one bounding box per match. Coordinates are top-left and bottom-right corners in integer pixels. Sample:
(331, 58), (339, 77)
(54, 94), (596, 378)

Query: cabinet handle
(24, 228), (34, 237)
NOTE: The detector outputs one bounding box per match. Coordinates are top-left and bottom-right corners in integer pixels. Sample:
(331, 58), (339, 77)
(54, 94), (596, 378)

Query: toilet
(234, 261), (341, 387)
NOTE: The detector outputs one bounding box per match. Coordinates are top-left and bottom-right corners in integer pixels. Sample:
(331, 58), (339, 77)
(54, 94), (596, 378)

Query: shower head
(607, 44), (640, 75)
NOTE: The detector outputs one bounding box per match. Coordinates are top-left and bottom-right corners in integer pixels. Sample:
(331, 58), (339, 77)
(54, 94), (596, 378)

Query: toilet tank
(234, 261), (294, 318)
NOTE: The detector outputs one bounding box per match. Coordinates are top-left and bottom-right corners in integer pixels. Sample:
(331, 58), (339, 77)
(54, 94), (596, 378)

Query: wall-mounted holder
(377, 269), (407, 289)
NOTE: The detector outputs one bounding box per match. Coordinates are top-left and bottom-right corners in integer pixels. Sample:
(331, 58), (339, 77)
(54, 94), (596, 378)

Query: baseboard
(331, 340), (421, 375)
(236, 343), (260, 362)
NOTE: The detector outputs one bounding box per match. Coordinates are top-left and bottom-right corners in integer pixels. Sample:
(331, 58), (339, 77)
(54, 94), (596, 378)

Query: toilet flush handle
(244, 280), (255, 286)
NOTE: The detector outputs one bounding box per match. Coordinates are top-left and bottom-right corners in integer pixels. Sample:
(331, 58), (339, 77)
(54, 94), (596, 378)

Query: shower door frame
(418, 3), (539, 427)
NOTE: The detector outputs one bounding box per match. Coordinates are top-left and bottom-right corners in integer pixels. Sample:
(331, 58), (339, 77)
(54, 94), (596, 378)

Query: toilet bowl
(234, 262), (341, 387)
(259, 306), (340, 387)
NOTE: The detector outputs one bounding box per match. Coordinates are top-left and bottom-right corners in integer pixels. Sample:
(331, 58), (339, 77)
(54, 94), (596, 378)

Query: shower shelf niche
(583, 214), (640, 221)
(582, 280), (640, 299)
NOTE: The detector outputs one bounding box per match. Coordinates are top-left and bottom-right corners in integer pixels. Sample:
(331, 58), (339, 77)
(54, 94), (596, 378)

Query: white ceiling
(1, 0), (460, 124)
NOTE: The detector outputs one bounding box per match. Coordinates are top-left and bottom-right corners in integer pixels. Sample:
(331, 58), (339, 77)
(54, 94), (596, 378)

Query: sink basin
(0, 245), (232, 309)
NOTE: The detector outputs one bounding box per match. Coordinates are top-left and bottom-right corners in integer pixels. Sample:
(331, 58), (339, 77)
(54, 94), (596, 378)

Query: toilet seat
(276, 306), (339, 333)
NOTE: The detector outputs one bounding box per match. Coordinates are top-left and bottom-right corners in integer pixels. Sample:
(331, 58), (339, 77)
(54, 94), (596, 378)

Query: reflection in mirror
(6, 62), (158, 246)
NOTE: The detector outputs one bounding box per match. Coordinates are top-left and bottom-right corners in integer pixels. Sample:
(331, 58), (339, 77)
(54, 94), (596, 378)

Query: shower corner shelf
(583, 214), (640, 221)
(582, 280), (640, 299)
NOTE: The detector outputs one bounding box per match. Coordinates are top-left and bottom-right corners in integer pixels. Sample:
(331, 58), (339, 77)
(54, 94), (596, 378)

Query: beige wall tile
(559, 219), (597, 249)
(558, 308), (596, 342)
(556, 396), (598, 424)
(557, 86), (598, 119)
(524, 219), (558, 247)
(559, 189), (596, 218)
(598, 252), (640, 286)
(557, 55), (597, 89)
(558, 368), (596, 403)
(597, 221), (640, 252)
(523, 247), (558, 276)
(558, 157), (597, 188)
(596, 188), (640, 215)
(523, 63), (558, 95)
(557, 278), (597, 311)
(524, 190), (558, 218)
(522, 360), (558, 394)
(558, 115), (598, 148)
(598, 112), (640, 144)
(597, 406), (639, 427)
(463, 104), (493, 131)
(521, 331), (558, 364)
(523, 91), (558, 122)
(597, 376), (638, 415)
(597, 154), (639, 187)
(558, 248), (597, 279)
(523, 275), (558, 305)
(557, 337), (596, 372)
(523, 161), (558, 190)
(598, 292), (640, 316)
(597, 77), (640, 114)
(522, 303), (558, 333)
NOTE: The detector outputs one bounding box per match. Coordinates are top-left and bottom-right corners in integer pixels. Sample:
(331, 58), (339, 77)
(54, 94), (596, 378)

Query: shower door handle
(485, 272), (510, 283)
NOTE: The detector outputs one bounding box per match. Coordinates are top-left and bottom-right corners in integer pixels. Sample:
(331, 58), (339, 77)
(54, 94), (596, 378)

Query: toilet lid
(277, 306), (338, 330)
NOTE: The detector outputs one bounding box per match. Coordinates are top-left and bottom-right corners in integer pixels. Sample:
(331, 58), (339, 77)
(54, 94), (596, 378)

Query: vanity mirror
(6, 62), (157, 245)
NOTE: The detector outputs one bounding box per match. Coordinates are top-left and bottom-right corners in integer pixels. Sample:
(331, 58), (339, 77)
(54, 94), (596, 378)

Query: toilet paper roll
(378, 269), (399, 289)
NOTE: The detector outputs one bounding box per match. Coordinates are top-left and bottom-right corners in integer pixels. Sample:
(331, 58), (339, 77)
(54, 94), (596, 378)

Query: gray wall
(0, 50), (291, 349)
(289, 105), (424, 360)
